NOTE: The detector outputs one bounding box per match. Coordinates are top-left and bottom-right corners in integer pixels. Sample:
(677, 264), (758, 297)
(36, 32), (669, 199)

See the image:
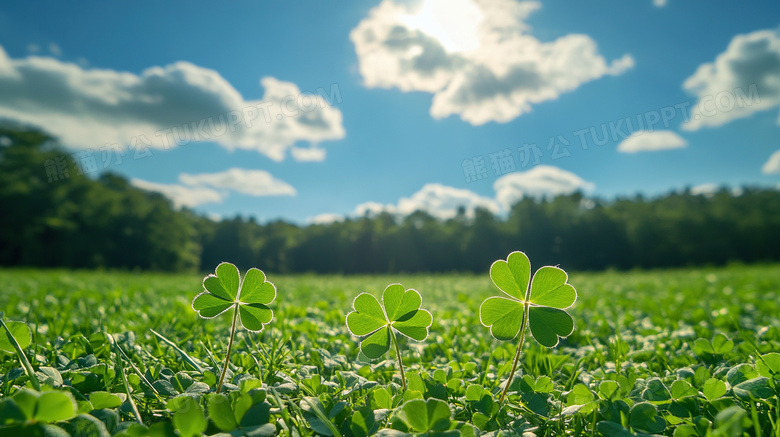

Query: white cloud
(653, 0), (667, 7)
(682, 28), (780, 131)
(683, 184), (746, 197)
(179, 168), (296, 197)
(307, 165), (593, 223)
(0, 45), (345, 161)
(307, 213), (345, 225)
(130, 178), (224, 208)
(397, 183), (501, 218)
(132, 167), (295, 209)
(690, 183), (719, 197)
(26, 44), (40, 53)
(493, 165), (595, 209)
(354, 201), (387, 217)
(762, 150), (780, 174)
(354, 183), (501, 220)
(617, 130), (687, 153)
(290, 145), (327, 162)
(350, 0), (633, 125)
(682, 184), (751, 197)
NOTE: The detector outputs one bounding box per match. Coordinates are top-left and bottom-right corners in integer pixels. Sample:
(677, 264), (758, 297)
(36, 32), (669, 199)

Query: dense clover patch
(1, 261), (780, 436)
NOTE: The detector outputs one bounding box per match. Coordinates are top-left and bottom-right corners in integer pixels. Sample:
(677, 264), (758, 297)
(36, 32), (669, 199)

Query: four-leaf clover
(346, 284), (433, 359)
(480, 251), (577, 347)
(192, 262), (276, 332)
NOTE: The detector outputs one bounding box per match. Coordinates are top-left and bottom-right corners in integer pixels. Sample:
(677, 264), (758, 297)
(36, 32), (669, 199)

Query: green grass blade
(302, 396), (343, 437)
(109, 334), (143, 425)
(149, 328), (205, 374)
(108, 333), (161, 398)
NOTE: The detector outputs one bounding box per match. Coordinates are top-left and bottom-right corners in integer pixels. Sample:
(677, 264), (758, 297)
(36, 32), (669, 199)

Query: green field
(1, 264), (779, 436)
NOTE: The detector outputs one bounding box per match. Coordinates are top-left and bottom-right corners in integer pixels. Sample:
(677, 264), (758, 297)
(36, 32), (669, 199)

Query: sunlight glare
(402, 0), (483, 53)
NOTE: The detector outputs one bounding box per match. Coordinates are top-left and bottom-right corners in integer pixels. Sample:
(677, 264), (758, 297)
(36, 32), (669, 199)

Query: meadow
(0, 263), (779, 436)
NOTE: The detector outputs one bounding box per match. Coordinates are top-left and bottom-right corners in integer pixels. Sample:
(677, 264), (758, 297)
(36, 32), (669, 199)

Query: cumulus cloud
(179, 168), (296, 197)
(307, 165), (593, 222)
(690, 183), (719, 197)
(307, 213), (345, 225)
(350, 0), (633, 125)
(290, 145), (327, 162)
(682, 28), (780, 131)
(0, 45), (345, 161)
(130, 179), (224, 209)
(493, 165), (595, 210)
(354, 201), (388, 217)
(617, 130), (687, 153)
(354, 183), (501, 220)
(683, 184), (745, 197)
(392, 183), (501, 217)
(763, 150), (780, 174)
(132, 167), (295, 209)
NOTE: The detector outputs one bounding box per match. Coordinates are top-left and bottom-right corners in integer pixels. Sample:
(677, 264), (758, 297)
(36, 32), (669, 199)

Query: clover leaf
(478, 251), (577, 402)
(192, 262), (276, 393)
(0, 318), (39, 391)
(394, 398), (452, 433)
(192, 262), (276, 332)
(480, 251), (576, 346)
(346, 283), (432, 390)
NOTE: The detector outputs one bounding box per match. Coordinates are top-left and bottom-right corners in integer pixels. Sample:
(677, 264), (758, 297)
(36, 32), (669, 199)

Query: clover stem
(389, 327), (407, 391)
(0, 319), (40, 391)
(499, 300), (530, 404)
(216, 303), (239, 393)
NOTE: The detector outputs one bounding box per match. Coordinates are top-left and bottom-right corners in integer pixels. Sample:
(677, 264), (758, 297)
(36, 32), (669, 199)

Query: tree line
(2, 125), (779, 273)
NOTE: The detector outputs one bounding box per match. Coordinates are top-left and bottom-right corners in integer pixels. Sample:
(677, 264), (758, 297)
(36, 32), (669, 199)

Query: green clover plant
(0, 315), (40, 391)
(346, 284), (433, 390)
(479, 251), (577, 403)
(192, 262), (276, 393)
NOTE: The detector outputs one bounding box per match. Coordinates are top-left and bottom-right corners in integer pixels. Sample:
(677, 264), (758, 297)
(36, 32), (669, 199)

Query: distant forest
(2, 125), (779, 274)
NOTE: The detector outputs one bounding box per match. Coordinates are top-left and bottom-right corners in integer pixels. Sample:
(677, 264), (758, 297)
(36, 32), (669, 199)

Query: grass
(0, 263), (779, 436)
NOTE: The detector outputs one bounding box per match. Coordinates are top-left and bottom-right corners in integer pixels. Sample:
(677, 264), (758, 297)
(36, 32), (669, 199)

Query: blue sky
(0, 0), (779, 223)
